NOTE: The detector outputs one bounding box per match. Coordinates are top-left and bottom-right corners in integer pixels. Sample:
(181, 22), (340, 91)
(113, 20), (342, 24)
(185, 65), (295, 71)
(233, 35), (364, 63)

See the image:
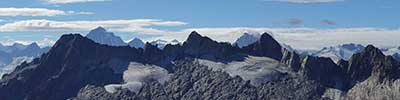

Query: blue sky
(0, 0), (399, 49)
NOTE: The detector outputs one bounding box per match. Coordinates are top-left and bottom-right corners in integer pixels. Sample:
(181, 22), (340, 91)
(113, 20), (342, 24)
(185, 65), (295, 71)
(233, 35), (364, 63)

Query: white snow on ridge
(150, 39), (181, 49)
(0, 56), (34, 79)
(197, 56), (288, 86)
(310, 43), (365, 62)
(105, 62), (171, 93)
(233, 33), (261, 48)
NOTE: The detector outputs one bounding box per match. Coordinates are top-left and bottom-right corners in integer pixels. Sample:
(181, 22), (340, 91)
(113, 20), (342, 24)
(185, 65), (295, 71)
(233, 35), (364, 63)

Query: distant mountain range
(0, 43), (49, 78)
(0, 27), (399, 100)
(87, 27), (182, 49)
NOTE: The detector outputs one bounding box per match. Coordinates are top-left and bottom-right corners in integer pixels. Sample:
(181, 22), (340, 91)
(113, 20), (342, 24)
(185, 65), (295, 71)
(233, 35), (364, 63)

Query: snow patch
(104, 62), (171, 93)
(197, 56), (288, 86)
(0, 56), (34, 79)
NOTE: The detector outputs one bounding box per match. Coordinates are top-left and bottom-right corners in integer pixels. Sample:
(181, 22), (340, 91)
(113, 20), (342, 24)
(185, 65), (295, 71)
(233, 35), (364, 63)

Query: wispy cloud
(43, 0), (111, 4)
(287, 18), (303, 27)
(0, 8), (93, 17)
(321, 19), (336, 25)
(0, 19), (187, 34)
(266, 0), (343, 3)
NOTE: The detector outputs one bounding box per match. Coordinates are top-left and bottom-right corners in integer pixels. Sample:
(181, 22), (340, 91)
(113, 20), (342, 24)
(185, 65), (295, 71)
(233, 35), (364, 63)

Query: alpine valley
(0, 27), (399, 100)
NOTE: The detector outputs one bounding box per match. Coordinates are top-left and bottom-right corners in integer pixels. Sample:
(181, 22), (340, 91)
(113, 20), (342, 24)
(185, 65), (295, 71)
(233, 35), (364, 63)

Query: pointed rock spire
(242, 32), (283, 60)
(128, 38), (145, 48)
(86, 27), (127, 46)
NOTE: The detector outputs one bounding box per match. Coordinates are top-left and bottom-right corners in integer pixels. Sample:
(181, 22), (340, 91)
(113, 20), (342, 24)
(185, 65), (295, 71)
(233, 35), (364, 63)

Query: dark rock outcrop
(0, 34), (142, 100)
(281, 48), (301, 72)
(242, 32), (283, 60)
(300, 56), (347, 89)
(71, 59), (326, 100)
(393, 53), (400, 61)
(182, 31), (242, 61)
(345, 45), (400, 84)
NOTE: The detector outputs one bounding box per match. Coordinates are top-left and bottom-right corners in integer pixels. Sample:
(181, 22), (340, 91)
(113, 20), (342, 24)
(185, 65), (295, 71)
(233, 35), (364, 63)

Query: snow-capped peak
(128, 38), (145, 49)
(380, 46), (400, 56)
(86, 27), (127, 46)
(150, 39), (181, 49)
(233, 33), (261, 48)
(312, 43), (365, 62)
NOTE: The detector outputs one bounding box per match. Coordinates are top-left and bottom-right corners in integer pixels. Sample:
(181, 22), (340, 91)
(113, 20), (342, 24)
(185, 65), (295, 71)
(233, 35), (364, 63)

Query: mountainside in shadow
(0, 29), (399, 100)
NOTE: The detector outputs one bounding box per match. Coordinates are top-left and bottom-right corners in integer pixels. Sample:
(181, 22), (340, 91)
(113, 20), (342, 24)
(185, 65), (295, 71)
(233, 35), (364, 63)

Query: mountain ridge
(0, 29), (399, 100)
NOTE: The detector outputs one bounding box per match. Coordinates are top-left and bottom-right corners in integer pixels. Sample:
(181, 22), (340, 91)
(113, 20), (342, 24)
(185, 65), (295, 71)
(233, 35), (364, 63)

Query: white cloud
(266, 0), (343, 3)
(0, 8), (93, 17)
(0, 19), (187, 34)
(43, 0), (111, 4)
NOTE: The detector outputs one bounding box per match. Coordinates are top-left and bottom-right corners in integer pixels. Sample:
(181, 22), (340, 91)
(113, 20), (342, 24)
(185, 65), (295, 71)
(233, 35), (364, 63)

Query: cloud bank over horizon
(0, 21), (399, 50)
(0, 8), (93, 17)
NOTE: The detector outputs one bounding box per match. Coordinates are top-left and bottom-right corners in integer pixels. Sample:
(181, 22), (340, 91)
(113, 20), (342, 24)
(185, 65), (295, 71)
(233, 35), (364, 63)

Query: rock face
(393, 53), (400, 61)
(71, 59), (326, 100)
(242, 32), (283, 60)
(182, 31), (242, 61)
(128, 38), (145, 49)
(345, 45), (400, 84)
(300, 56), (347, 89)
(0, 34), (141, 100)
(280, 48), (301, 72)
(0, 31), (288, 100)
(86, 27), (127, 46)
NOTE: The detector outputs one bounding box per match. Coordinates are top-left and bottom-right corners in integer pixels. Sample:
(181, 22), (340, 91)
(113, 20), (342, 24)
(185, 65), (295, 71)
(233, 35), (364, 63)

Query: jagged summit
(185, 31), (205, 43)
(128, 38), (145, 48)
(86, 27), (127, 46)
(361, 45), (385, 57)
(259, 32), (276, 42)
(345, 44), (399, 85)
(242, 32), (283, 60)
(91, 26), (107, 32)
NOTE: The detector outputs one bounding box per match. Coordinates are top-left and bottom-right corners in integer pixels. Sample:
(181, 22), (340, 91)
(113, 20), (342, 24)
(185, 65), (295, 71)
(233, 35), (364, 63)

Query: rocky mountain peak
(86, 27), (127, 46)
(128, 38), (145, 48)
(185, 31), (204, 43)
(361, 45), (385, 58)
(92, 26), (107, 33)
(242, 32), (283, 60)
(346, 44), (399, 84)
(300, 56), (347, 89)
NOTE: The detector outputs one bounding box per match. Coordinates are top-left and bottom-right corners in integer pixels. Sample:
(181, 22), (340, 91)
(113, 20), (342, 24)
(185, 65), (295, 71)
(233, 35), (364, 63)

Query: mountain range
(87, 27), (181, 49)
(0, 27), (399, 100)
(0, 43), (49, 79)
